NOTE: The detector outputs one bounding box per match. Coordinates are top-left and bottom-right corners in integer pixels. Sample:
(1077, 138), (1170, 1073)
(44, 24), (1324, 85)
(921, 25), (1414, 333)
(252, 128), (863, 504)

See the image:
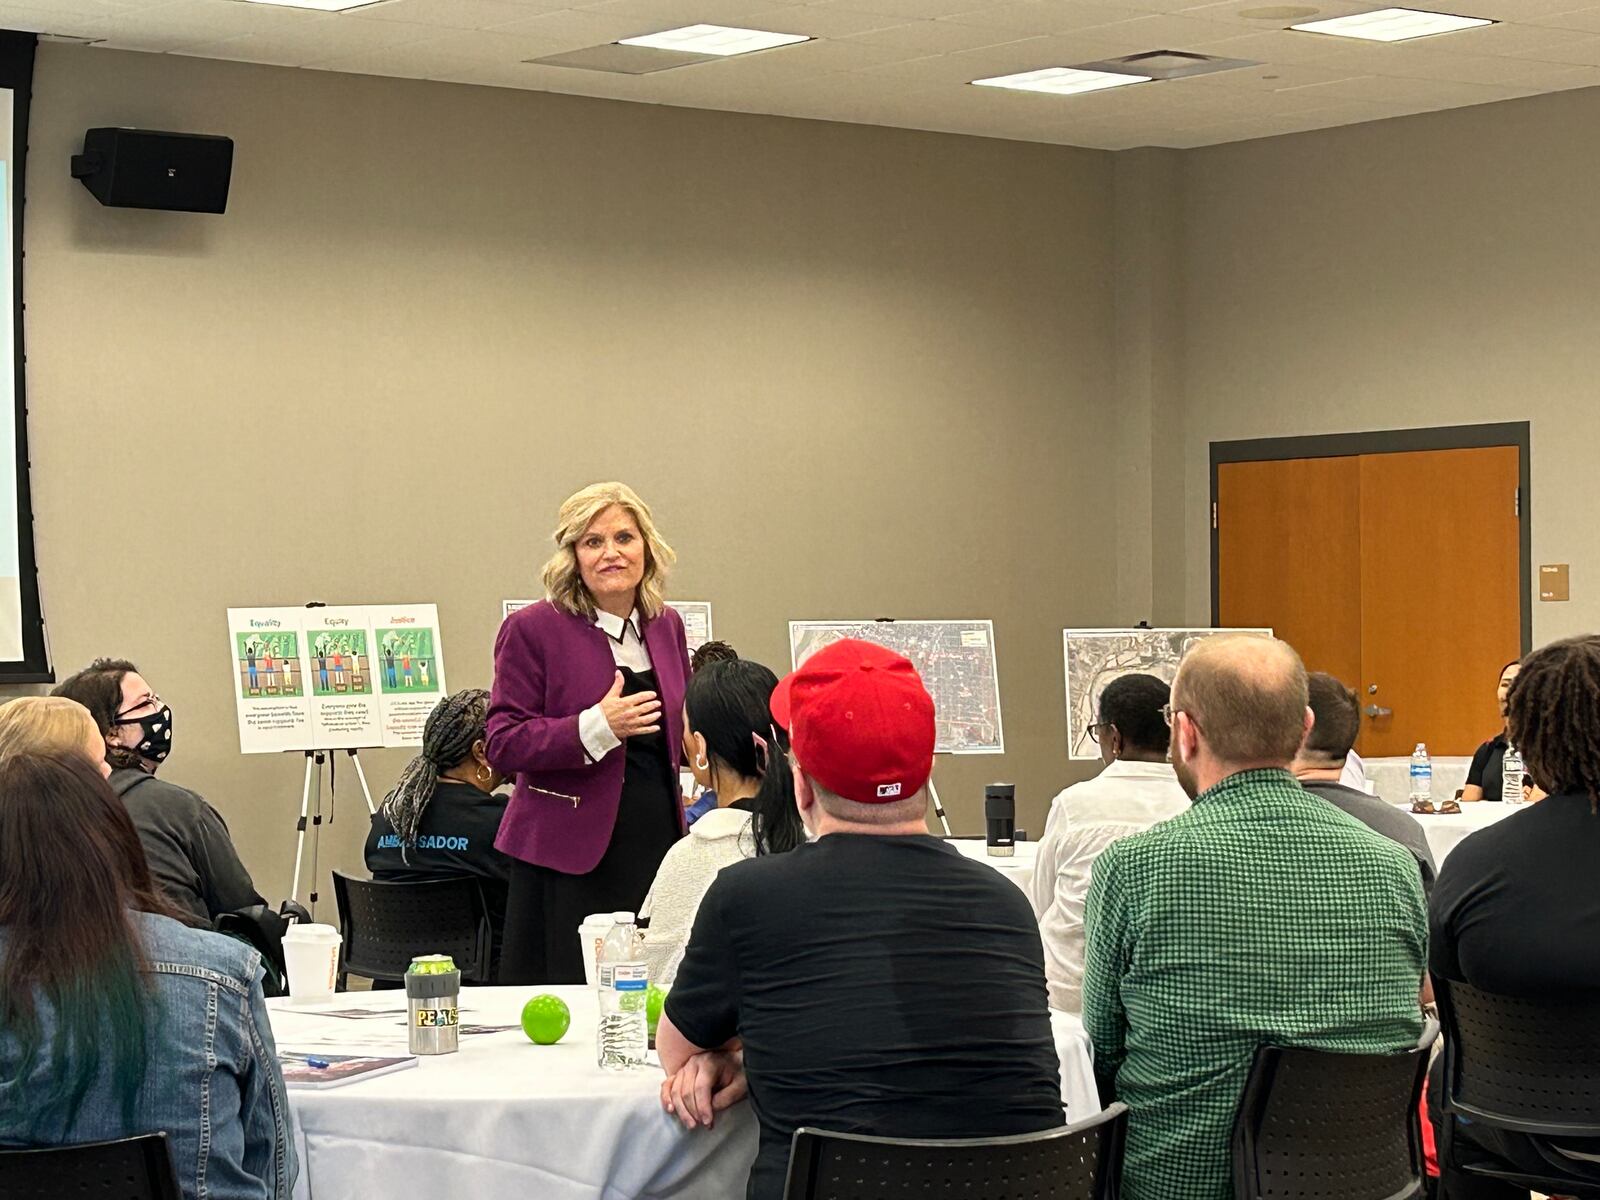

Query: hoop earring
(475, 763), (491, 785)
(695, 754), (708, 772)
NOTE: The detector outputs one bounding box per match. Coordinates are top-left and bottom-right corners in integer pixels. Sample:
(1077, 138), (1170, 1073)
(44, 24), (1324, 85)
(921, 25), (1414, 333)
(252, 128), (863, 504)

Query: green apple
(521, 994), (571, 1045)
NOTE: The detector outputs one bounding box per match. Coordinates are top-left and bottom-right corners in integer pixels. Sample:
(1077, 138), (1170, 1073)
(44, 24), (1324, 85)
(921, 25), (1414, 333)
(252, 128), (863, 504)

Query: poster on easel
(372, 604), (447, 746)
(226, 604), (447, 753)
(228, 607), (314, 754)
(304, 606), (383, 750)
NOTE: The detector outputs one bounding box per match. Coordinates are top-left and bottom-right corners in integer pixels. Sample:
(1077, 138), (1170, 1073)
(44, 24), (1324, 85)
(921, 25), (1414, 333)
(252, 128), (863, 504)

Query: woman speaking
(487, 482), (691, 984)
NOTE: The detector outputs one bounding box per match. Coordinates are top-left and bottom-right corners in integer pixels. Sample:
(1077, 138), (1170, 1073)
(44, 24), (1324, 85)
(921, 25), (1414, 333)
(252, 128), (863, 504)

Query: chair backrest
(1231, 1039), (1430, 1200)
(782, 1102), (1127, 1200)
(0, 1134), (182, 1200)
(1435, 976), (1600, 1139)
(331, 870), (491, 985)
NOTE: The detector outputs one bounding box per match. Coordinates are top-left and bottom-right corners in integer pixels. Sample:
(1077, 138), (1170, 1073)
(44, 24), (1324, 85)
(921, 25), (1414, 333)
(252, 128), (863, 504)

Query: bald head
(1173, 635), (1310, 768)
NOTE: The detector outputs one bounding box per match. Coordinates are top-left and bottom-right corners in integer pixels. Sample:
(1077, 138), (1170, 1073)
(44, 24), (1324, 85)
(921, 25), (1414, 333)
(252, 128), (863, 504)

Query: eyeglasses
(1161, 703), (1178, 728)
(1087, 722), (1112, 745)
(113, 693), (162, 725)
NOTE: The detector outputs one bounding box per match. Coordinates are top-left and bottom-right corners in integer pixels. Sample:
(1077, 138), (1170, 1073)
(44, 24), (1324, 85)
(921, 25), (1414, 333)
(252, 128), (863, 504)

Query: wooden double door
(1216, 444), (1523, 758)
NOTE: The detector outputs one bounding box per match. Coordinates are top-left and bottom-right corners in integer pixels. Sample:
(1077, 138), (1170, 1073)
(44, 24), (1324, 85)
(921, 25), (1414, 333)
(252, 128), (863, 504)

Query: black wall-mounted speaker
(70, 128), (233, 213)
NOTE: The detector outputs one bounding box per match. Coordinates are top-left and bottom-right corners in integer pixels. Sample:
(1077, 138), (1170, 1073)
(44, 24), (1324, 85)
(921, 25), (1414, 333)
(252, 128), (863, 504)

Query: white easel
(286, 600), (379, 917)
(289, 746), (378, 917)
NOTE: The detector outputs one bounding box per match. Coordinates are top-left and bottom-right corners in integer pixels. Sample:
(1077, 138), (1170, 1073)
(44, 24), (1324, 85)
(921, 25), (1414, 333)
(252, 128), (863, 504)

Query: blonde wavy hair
(0, 696), (103, 766)
(542, 482), (676, 620)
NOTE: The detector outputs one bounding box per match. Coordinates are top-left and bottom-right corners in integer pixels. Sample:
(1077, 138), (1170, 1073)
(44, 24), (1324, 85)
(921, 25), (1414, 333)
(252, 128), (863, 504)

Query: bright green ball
(646, 983), (668, 1039)
(521, 994), (571, 1045)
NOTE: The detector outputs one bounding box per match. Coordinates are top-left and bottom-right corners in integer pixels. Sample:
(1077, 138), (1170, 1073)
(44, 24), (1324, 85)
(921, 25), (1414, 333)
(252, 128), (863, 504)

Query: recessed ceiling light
(971, 67), (1150, 96)
(1289, 7), (1493, 41)
(226, 0), (384, 10)
(617, 25), (810, 56)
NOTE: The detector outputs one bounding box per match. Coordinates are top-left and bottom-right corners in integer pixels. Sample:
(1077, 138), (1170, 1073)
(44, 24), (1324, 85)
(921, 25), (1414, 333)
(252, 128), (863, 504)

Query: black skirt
(499, 667), (681, 985)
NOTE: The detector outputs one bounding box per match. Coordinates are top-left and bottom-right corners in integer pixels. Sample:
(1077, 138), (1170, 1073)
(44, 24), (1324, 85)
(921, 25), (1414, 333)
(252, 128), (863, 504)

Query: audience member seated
(1461, 659), (1524, 803)
(1430, 635), (1600, 1198)
(1028, 673), (1188, 1011)
(1293, 672), (1437, 886)
(0, 752), (295, 1200)
(682, 640), (739, 827)
(0, 696), (113, 777)
(1083, 635), (1427, 1200)
(656, 639), (1063, 1200)
(366, 689), (512, 977)
(54, 658), (268, 930)
(641, 658), (804, 985)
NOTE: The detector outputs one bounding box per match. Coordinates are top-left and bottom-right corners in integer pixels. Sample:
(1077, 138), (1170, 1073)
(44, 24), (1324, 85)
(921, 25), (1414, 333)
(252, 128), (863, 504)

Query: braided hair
(381, 689), (491, 852)
(1505, 636), (1600, 814)
(691, 640), (738, 672)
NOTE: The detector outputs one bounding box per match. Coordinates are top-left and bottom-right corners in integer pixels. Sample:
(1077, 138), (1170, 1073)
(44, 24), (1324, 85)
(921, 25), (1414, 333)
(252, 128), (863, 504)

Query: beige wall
(19, 44), (1121, 906)
(1177, 87), (1600, 648)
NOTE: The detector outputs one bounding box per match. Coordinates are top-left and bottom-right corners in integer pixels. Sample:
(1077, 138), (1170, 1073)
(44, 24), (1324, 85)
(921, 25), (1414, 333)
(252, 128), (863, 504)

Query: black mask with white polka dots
(117, 704), (174, 765)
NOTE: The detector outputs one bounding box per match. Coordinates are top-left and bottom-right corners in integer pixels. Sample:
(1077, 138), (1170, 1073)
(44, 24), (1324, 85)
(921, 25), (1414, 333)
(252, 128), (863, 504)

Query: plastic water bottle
(1502, 745), (1525, 805)
(1409, 744), (1432, 804)
(597, 910), (648, 1070)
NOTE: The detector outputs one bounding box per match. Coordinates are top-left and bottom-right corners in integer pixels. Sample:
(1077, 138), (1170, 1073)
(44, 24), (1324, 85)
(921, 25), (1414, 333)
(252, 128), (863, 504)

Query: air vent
(1078, 50), (1259, 80)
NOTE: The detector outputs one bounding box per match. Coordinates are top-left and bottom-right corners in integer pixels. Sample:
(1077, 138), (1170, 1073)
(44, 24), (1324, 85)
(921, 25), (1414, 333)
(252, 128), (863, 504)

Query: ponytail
(748, 721), (803, 856)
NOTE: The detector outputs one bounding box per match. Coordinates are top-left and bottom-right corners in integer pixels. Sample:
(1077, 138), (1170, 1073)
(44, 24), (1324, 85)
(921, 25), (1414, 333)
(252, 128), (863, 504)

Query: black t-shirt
(1430, 793), (1600, 995)
(1466, 733), (1510, 801)
(665, 833), (1064, 1200)
(364, 781), (512, 972)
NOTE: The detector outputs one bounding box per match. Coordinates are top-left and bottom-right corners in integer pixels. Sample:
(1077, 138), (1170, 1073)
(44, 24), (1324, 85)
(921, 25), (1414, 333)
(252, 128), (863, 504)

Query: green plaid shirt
(1083, 768), (1426, 1200)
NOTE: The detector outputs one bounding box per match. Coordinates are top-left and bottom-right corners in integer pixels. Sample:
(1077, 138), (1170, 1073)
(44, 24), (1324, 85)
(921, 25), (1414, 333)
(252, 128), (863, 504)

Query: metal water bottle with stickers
(596, 912), (648, 1070)
(406, 954), (460, 1055)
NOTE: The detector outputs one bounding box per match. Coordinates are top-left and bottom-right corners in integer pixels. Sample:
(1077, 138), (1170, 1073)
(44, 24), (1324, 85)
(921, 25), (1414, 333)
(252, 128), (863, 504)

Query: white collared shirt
(1029, 759), (1191, 1012)
(578, 607), (656, 761)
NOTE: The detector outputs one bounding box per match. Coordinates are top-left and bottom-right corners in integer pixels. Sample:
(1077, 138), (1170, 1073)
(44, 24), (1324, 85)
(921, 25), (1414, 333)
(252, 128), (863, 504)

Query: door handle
(1364, 705), (1393, 719)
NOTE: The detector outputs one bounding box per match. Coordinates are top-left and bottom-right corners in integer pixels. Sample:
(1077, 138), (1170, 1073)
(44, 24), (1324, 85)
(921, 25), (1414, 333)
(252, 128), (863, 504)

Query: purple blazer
(486, 599), (690, 875)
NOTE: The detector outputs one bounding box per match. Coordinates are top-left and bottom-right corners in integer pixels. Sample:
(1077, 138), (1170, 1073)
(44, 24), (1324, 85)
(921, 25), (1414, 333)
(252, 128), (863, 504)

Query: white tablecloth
(1389, 799), (1517, 867)
(271, 986), (1098, 1200)
(1364, 756), (1472, 807)
(945, 837), (1037, 893)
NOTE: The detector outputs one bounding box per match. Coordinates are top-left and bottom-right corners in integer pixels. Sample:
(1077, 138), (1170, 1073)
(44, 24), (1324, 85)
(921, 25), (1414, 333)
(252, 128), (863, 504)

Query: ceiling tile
(1525, 9), (1600, 33)
(577, 0), (800, 27)
(741, 4), (909, 36)
(845, 18), (1034, 52)
(173, 14), (437, 68)
(937, 1), (1155, 35)
(346, 0), (550, 29)
(0, 4), (110, 37)
(475, 7), (653, 48)
(1503, 33), (1600, 65)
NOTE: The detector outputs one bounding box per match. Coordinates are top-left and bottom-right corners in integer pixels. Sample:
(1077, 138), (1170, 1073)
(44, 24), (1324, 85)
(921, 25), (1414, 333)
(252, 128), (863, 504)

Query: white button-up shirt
(1029, 759), (1191, 1012)
(577, 607), (655, 762)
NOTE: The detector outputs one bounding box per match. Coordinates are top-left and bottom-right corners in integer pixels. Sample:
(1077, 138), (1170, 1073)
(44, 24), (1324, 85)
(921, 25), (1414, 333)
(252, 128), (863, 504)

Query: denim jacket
(0, 911), (297, 1200)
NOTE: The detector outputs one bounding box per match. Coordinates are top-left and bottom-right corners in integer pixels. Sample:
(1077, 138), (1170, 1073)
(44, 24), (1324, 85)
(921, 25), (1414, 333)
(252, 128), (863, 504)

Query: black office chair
(331, 871), (491, 988)
(1435, 976), (1600, 1199)
(1231, 1027), (1434, 1200)
(0, 1134), (181, 1200)
(782, 1101), (1127, 1200)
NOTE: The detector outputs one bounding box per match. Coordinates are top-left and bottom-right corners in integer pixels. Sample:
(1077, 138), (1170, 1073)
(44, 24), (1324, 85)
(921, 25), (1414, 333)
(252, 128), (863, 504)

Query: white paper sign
(227, 604), (448, 754)
(228, 607), (314, 754)
(667, 601), (713, 653)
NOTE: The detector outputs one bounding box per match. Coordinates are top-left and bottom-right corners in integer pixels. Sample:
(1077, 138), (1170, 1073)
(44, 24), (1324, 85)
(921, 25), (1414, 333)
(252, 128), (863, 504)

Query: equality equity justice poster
(226, 604), (447, 754)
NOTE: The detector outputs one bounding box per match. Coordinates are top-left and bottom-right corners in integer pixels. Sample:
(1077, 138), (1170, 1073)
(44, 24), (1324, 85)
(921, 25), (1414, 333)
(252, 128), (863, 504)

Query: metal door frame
(1210, 421), (1532, 653)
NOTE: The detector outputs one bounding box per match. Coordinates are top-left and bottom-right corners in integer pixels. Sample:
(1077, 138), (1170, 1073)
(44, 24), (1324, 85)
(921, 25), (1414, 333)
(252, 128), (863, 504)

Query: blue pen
(305, 1056), (331, 1069)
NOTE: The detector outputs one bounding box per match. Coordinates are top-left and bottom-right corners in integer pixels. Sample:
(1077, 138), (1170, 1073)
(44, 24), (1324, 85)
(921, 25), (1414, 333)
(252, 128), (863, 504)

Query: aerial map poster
(1062, 627), (1272, 760)
(789, 619), (1004, 755)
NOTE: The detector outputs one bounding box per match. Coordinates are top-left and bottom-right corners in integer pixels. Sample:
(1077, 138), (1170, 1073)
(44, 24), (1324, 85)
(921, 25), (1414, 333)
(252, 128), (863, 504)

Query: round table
(944, 837), (1037, 893)
(269, 985), (1097, 1200)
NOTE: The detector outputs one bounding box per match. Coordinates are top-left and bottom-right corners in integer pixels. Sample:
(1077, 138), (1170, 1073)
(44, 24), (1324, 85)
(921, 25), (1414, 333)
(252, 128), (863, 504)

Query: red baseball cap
(771, 638), (936, 805)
